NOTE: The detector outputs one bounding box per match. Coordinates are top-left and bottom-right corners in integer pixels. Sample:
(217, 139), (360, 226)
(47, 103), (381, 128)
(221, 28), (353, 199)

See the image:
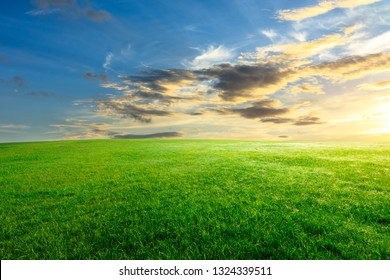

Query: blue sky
(1, 0), (390, 142)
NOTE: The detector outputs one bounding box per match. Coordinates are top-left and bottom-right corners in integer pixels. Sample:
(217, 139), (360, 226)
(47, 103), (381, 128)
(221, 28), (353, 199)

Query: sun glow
(366, 100), (390, 134)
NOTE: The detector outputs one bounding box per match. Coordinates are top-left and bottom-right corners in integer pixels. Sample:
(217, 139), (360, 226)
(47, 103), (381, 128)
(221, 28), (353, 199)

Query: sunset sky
(1, 0), (390, 142)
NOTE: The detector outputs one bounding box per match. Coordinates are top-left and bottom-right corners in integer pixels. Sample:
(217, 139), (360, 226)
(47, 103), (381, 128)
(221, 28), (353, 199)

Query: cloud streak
(51, 120), (183, 139)
(277, 0), (380, 21)
(83, 72), (108, 83)
(218, 99), (290, 119)
(113, 132), (183, 139)
(28, 0), (111, 22)
(358, 80), (390, 90)
(97, 101), (172, 123)
(294, 115), (324, 126)
(0, 76), (26, 89)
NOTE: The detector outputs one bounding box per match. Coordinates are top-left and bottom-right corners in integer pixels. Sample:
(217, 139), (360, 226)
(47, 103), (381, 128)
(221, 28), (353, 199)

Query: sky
(1, 0), (390, 142)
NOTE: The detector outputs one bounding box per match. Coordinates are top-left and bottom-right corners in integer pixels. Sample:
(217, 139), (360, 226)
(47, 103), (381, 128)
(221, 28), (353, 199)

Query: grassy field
(0, 139), (389, 260)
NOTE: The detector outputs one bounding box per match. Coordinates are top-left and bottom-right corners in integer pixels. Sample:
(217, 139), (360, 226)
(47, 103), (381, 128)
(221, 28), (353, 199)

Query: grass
(0, 139), (389, 259)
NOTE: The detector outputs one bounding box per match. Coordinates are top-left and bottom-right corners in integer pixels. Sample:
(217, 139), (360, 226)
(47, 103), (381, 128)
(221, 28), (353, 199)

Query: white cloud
(0, 124), (30, 133)
(0, 124), (29, 129)
(103, 52), (114, 70)
(261, 29), (278, 41)
(26, 8), (60, 16)
(347, 30), (390, 55)
(185, 45), (235, 69)
(120, 44), (132, 57)
(102, 44), (132, 71)
(291, 32), (307, 42)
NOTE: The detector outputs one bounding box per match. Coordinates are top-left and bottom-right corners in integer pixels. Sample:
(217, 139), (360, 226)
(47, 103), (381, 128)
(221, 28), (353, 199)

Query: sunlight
(367, 101), (390, 134)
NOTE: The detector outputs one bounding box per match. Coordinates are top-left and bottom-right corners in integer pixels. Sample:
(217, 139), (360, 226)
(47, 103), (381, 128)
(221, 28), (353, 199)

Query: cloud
(103, 52), (114, 70)
(133, 91), (184, 104)
(288, 82), (325, 95)
(199, 64), (294, 101)
(261, 117), (293, 124)
(120, 68), (195, 93)
(245, 26), (360, 65)
(261, 30), (278, 41)
(290, 32), (307, 42)
(83, 6), (111, 21)
(28, 0), (111, 21)
(120, 44), (132, 57)
(277, 0), (380, 21)
(76, 21), (390, 135)
(13, 76), (26, 88)
(102, 44), (132, 71)
(0, 124), (30, 129)
(185, 45), (235, 69)
(0, 76), (26, 89)
(260, 114), (324, 126)
(294, 115), (324, 126)
(0, 124), (30, 134)
(358, 80), (390, 90)
(100, 82), (129, 91)
(311, 52), (390, 81)
(0, 55), (10, 63)
(83, 72), (108, 82)
(112, 132), (183, 139)
(51, 119), (183, 140)
(218, 99), (290, 119)
(347, 30), (390, 55)
(89, 68), (200, 122)
(97, 101), (171, 122)
(25, 91), (55, 97)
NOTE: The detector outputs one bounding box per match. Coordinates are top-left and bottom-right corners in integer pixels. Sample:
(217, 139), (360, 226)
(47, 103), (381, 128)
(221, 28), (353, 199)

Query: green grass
(0, 139), (389, 259)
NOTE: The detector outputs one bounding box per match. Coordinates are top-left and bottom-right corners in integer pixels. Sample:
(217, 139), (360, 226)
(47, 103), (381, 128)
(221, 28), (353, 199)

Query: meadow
(0, 139), (389, 259)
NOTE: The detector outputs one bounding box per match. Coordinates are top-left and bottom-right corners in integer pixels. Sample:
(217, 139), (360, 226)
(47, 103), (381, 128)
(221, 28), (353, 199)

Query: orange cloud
(358, 80), (390, 90)
(277, 0), (380, 21)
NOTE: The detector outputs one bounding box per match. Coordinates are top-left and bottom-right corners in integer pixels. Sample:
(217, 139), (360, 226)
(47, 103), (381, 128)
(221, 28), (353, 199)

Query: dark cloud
(25, 91), (55, 97)
(0, 76), (26, 88)
(12, 76), (26, 88)
(0, 55), (10, 63)
(260, 115), (324, 125)
(92, 64), (296, 122)
(121, 69), (194, 92)
(29, 0), (111, 21)
(89, 69), (196, 122)
(112, 132), (183, 139)
(83, 72), (108, 82)
(219, 99), (290, 119)
(294, 115), (324, 126)
(261, 117), (293, 124)
(83, 6), (111, 21)
(90, 127), (117, 136)
(312, 53), (390, 80)
(54, 121), (182, 140)
(278, 135), (289, 138)
(98, 101), (171, 122)
(198, 63), (293, 101)
(116, 63), (295, 102)
(189, 112), (203, 116)
(315, 53), (382, 70)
